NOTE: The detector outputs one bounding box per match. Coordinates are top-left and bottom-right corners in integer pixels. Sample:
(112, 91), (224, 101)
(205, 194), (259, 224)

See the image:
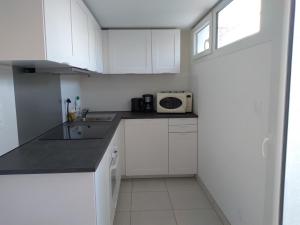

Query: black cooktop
(39, 123), (110, 140)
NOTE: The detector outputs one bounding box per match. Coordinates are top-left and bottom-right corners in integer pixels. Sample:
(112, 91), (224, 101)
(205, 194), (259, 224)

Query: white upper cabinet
(0, 0), (51, 61)
(88, 16), (99, 72)
(108, 30), (152, 74)
(95, 29), (104, 73)
(43, 0), (73, 65)
(0, 0), (103, 73)
(70, 0), (90, 69)
(88, 17), (97, 72)
(106, 29), (180, 74)
(71, 0), (103, 72)
(152, 29), (181, 73)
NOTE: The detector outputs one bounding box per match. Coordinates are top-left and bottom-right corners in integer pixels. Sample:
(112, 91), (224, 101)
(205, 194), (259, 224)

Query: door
(43, 0), (73, 64)
(152, 29), (181, 73)
(125, 119), (169, 176)
(70, 0), (89, 69)
(169, 132), (197, 175)
(282, 1), (300, 225)
(108, 30), (152, 74)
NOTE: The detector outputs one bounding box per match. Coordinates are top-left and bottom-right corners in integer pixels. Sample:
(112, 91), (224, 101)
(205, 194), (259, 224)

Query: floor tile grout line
(120, 207), (214, 213)
(165, 178), (180, 225)
(130, 209), (178, 213)
(130, 179), (133, 225)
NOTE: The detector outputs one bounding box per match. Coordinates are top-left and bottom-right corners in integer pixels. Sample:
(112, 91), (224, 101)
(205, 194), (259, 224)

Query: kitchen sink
(84, 112), (117, 122)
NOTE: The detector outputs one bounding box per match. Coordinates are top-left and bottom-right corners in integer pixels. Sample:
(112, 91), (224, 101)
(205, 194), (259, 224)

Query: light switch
(0, 104), (4, 127)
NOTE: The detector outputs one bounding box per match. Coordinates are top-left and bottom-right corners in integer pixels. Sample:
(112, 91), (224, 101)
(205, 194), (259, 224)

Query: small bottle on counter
(75, 96), (81, 117)
(68, 107), (77, 122)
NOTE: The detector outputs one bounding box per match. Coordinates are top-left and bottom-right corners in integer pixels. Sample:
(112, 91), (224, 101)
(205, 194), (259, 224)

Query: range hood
(23, 67), (102, 76)
(3, 60), (103, 76)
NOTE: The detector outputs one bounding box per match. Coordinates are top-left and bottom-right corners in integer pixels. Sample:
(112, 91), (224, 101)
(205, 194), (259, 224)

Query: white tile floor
(114, 178), (224, 225)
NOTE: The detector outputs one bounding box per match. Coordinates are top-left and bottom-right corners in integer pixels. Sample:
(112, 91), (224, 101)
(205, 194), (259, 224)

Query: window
(217, 0), (261, 48)
(196, 25), (210, 54)
(193, 14), (212, 58)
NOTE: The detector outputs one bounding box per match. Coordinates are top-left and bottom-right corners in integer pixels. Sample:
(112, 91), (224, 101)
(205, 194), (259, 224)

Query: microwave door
(160, 97), (183, 110)
(158, 96), (187, 113)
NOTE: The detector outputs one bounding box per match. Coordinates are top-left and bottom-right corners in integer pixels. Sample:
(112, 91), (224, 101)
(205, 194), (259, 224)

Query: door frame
(279, 0), (296, 224)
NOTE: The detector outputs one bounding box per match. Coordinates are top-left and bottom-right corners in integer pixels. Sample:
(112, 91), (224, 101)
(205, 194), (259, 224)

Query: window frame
(214, 0), (262, 50)
(192, 13), (213, 59)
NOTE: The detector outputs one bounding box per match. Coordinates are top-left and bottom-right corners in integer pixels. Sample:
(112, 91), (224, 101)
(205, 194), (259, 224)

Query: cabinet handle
(169, 132), (195, 134)
(261, 137), (270, 158)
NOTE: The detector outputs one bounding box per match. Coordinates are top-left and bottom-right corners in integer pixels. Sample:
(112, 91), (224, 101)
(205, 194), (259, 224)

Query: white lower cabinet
(109, 121), (123, 223)
(125, 119), (169, 176)
(0, 122), (124, 225)
(0, 118), (197, 225)
(95, 121), (123, 225)
(95, 147), (111, 225)
(169, 132), (197, 175)
(124, 118), (198, 176)
(117, 120), (126, 177)
(168, 118), (198, 175)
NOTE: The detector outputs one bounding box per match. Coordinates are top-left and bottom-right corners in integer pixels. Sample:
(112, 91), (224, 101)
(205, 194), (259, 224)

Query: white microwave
(156, 91), (193, 113)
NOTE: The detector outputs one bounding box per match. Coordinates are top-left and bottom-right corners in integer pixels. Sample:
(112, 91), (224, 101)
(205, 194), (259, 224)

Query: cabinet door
(95, 149), (111, 225)
(116, 120), (125, 176)
(109, 122), (123, 223)
(152, 29), (181, 73)
(169, 132), (197, 175)
(88, 16), (98, 72)
(43, 0), (73, 64)
(95, 29), (104, 73)
(71, 0), (90, 69)
(125, 119), (169, 176)
(108, 30), (152, 74)
(0, 0), (46, 60)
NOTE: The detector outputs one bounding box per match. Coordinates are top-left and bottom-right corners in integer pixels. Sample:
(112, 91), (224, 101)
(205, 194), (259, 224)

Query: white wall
(193, 43), (271, 225)
(60, 75), (81, 122)
(191, 0), (291, 225)
(0, 66), (19, 156)
(80, 30), (191, 111)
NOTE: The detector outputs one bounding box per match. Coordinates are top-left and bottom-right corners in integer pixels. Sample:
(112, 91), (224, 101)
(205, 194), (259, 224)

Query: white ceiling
(84, 0), (219, 28)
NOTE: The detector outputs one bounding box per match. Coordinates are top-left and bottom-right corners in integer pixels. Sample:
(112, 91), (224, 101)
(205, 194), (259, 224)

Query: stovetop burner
(39, 123), (110, 140)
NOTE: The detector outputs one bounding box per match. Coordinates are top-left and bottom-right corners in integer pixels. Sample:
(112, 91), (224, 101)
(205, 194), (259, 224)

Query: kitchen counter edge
(0, 112), (198, 175)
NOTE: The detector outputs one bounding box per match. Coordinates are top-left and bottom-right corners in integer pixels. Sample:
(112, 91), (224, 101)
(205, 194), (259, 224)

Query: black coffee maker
(131, 98), (144, 112)
(142, 94), (154, 112)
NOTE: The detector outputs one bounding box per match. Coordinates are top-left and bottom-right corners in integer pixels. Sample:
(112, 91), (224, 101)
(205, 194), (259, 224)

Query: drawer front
(169, 118), (197, 125)
(169, 124), (197, 133)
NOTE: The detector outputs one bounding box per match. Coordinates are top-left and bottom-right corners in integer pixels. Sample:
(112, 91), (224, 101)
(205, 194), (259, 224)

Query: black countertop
(0, 111), (197, 175)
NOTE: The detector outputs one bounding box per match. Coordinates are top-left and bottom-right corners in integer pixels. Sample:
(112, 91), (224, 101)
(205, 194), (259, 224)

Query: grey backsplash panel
(13, 67), (62, 145)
